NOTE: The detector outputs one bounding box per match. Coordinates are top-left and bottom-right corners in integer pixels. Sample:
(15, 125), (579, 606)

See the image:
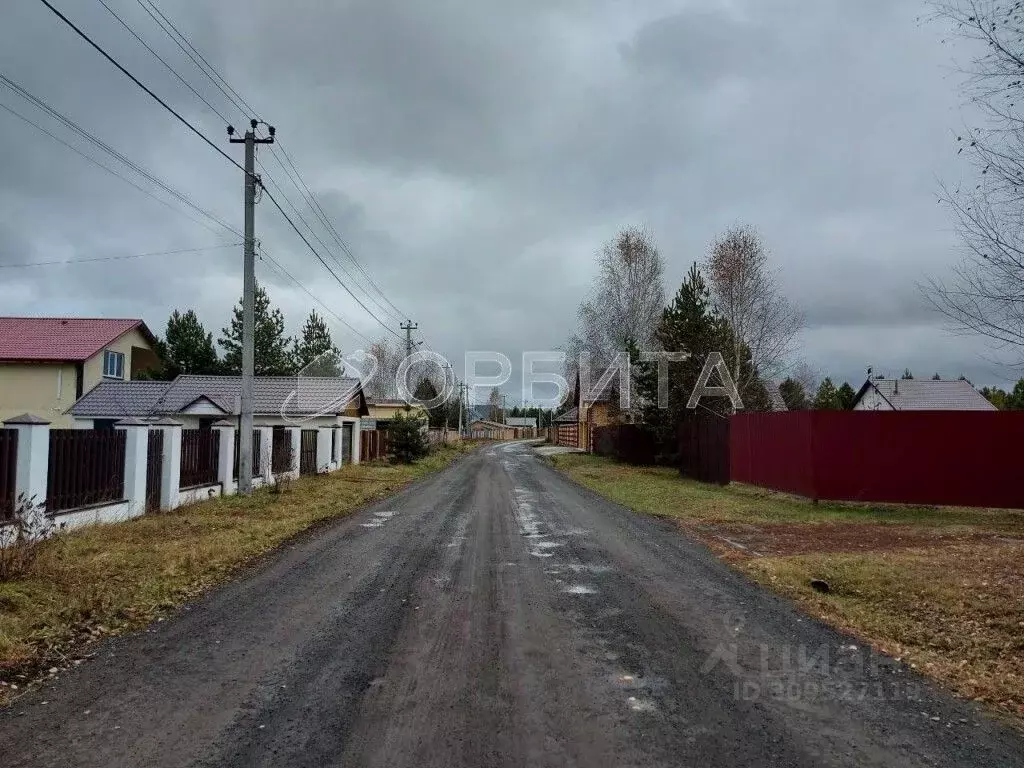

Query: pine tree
(218, 282), (295, 376)
(293, 310), (341, 375)
(812, 377), (839, 409)
(902, 368), (914, 380)
(162, 309), (220, 378)
(779, 378), (809, 410)
(836, 382), (857, 410)
(389, 411), (429, 463)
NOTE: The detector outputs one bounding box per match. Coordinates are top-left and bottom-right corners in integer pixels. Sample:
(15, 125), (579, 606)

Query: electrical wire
(97, 0), (233, 126)
(0, 99), (226, 236)
(35, 0), (246, 175)
(0, 73), (240, 237)
(0, 243), (241, 269)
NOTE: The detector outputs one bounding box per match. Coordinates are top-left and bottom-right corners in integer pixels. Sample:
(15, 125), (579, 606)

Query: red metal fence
(731, 411), (1024, 508)
(679, 411), (731, 485)
(0, 429), (17, 519)
(180, 429), (219, 489)
(47, 429), (126, 513)
(593, 425), (659, 465)
(360, 430), (390, 462)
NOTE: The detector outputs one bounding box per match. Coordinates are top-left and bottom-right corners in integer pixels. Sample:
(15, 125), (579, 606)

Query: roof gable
(0, 317), (152, 362)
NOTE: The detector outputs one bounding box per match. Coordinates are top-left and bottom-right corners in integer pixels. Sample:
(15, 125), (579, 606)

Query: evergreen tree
(779, 377), (809, 410)
(812, 377), (839, 409)
(981, 386), (1009, 410)
(631, 263), (733, 455)
(836, 382), (857, 410)
(293, 310), (341, 375)
(902, 368), (914, 380)
(931, 372), (942, 380)
(219, 282), (295, 376)
(389, 411), (429, 463)
(1008, 378), (1024, 410)
(414, 377), (448, 429)
(163, 309), (220, 378)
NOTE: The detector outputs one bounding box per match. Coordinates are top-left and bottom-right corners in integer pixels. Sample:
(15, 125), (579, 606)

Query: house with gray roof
(851, 378), (996, 411)
(68, 374), (368, 430)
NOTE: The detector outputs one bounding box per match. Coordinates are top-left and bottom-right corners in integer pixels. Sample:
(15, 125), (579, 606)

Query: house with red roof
(0, 317), (159, 426)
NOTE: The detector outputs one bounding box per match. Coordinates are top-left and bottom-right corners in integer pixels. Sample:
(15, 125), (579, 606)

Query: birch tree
(926, 1), (1024, 361)
(705, 225), (804, 398)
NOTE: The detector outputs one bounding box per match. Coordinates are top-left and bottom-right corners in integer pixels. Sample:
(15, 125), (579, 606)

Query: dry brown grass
(0, 445), (467, 697)
(553, 453), (1024, 723)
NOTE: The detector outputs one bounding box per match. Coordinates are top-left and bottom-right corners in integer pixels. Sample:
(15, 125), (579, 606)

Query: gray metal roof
(856, 378), (997, 411)
(69, 380), (173, 417)
(505, 417), (537, 427)
(70, 375), (365, 418)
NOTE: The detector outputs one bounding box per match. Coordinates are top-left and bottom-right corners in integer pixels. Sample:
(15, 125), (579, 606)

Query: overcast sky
(0, 0), (1015, 401)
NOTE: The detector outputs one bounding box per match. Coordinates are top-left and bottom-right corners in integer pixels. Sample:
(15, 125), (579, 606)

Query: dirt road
(2, 442), (1021, 767)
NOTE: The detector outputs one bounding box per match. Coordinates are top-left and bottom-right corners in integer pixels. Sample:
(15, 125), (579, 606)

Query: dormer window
(103, 349), (125, 379)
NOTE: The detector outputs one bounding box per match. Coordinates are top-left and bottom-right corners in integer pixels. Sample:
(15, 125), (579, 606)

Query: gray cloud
(0, 0), (1017, 404)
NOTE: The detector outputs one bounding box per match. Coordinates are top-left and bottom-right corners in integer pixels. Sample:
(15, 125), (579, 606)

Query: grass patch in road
(0, 444), (468, 696)
(551, 452), (1024, 723)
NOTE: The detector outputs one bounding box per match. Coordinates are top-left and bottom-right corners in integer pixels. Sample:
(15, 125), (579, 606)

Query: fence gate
(300, 429), (318, 475)
(556, 423), (579, 448)
(678, 411), (731, 485)
(146, 430), (163, 512)
(342, 423), (353, 465)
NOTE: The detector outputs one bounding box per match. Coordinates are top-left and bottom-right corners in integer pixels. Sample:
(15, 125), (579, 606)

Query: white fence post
(317, 427), (332, 473)
(257, 425), (274, 485)
(153, 417), (182, 511)
(351, 418), (362, 465)
(289, 427), (301, 477)
(3, 413), (50, 512)
(115, 418), (148, 517)
(212, 420), (237, 495)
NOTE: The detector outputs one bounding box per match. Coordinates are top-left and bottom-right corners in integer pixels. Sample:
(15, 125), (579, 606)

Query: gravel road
(2, 441), (1021, 767)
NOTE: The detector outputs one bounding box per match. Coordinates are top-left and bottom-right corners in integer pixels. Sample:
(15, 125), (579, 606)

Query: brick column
(3, 413), (50, 513)
(152, 417), (182, 511)
(115, 418), (149, 517)
(212, 420), (237, 496)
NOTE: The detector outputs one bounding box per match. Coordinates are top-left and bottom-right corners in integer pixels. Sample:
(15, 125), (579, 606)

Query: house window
(103, 350), (125, 379)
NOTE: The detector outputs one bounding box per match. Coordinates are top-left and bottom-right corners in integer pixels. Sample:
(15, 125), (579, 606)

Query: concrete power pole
(228, 119), (274, 496)
(400, 321), (418, 359)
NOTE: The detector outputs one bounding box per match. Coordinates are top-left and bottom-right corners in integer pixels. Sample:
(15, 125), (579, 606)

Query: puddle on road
(564, 584), (598, 595)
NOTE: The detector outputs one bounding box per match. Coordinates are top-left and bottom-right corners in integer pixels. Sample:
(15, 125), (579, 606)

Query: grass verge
(0, 444), (468, 699)
(552, 452), (1024, 722)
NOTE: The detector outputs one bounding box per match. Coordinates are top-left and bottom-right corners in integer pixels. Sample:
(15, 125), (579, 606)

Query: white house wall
(853, 387), (891, 411)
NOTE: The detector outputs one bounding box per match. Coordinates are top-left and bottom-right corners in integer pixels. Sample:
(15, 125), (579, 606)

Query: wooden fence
(360, 430), (390, 462)
(232, 429), (262, 479)
(0, 429), (17, 519)
(299, 429), (318, 475)
(47, 429), (126, 513)
(180, 429), (219, 489)
(146, 430), (163, 512)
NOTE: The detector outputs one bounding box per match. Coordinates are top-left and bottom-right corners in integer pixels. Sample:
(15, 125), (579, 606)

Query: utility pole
(228, 119), (274, 496)
(501, 394), (507, 424)
(400, 321), (418, 359)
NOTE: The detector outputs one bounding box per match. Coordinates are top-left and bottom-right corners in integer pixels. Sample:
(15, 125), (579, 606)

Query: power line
(134, 0), (258, 120)
(35, 0), (246, 174)
(0, 99), (226, 236)
(261, 185), (404, 341)
(111, 1), (411, 329)
(270, 141), (409, 322)
(97, 0), (232, 126)
(256, 245), (372, 345)
(0, 73), (240, 238)
(0, 243), (241, 269)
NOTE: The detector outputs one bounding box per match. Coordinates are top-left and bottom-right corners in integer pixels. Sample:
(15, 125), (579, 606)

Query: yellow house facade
(0, 318), (159, 427)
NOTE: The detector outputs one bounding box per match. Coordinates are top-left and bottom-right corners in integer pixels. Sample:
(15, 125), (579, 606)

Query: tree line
(143, 281), (342, 379)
